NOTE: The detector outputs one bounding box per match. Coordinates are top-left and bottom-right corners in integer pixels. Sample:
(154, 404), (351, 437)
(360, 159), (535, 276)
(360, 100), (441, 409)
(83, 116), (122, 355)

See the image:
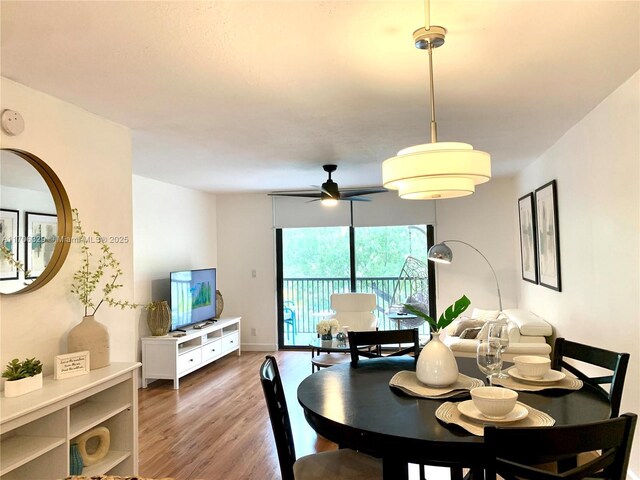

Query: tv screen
(170, 268), (216, 331)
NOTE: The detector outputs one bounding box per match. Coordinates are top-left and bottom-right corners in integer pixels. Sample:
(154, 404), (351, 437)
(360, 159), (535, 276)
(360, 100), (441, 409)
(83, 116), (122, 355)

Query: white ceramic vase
(416, 330), (459, 387)
(68, 315), (110, 370)
(4, 372), (43, 397)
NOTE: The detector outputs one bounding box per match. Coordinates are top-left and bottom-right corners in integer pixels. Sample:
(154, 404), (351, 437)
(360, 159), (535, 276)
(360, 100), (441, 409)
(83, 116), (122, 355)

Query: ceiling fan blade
(340, 187), (387, 198)
(311, 185), (332, 196)
(342, 196), (371, 202)
(268, 192), (321, 199)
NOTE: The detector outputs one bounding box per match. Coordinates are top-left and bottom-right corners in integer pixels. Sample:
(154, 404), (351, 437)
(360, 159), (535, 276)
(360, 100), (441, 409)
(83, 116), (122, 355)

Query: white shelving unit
(0, 362), (140, 480)
(141, 316), (241, 389)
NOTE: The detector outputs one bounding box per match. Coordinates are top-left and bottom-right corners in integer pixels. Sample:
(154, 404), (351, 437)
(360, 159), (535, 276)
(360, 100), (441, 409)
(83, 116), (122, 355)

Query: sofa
(442, 308), (553, 361)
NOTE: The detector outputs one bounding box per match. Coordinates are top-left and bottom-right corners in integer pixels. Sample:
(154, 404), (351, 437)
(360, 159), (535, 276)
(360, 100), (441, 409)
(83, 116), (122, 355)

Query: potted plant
(68, 209), (152, 369)
(404, 294), (470, 387)
(316, 318), (339, 340)
(2, 357), (43, 397)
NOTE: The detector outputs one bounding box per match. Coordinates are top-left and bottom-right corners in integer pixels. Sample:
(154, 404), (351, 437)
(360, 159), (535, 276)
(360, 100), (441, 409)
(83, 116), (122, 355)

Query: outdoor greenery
(283, 225), (428, 278)
(2, 357), (43, 381)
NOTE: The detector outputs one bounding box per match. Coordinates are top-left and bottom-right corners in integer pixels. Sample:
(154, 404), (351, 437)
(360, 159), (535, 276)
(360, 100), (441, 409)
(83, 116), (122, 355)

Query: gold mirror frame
(1, 148), (72, 295)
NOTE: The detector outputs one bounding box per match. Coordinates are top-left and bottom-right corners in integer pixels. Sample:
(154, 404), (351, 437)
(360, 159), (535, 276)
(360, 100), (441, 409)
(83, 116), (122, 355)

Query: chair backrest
(551, 337), (629, 417)
(348, 328), (419, 368)
(484, 413), (637, 480)
(330, 293), (377, 331)
(259, 355), (296, 480)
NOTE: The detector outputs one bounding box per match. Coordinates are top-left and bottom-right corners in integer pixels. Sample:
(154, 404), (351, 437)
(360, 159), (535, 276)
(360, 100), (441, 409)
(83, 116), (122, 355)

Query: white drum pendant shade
(382, 142), (491, 200)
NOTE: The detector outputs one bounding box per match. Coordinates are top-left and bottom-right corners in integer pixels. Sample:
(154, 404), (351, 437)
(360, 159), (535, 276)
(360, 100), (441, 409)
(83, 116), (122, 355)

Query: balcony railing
(283, 276), (430, 338)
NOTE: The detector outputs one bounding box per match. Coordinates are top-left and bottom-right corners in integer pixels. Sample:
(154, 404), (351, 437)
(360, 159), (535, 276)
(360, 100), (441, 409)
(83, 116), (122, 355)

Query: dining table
(297, 356), (611, 480)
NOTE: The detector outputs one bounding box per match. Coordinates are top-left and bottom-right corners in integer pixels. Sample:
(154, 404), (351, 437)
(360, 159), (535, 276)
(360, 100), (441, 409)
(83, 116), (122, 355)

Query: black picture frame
(534, 180), (561, 291)
(518, 192), (538, 284)
(25, 211), (58, 279)
(1, 208), (20, 280)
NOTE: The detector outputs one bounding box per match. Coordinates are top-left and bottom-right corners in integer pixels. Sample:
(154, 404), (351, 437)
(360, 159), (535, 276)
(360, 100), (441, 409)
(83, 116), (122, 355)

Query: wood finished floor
(138, 351), (337, 480)
(138, 350), (451, 480)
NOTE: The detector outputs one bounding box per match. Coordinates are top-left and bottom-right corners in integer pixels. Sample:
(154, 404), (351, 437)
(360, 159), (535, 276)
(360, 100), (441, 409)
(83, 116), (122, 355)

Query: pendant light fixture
(382, 0), (491, 200)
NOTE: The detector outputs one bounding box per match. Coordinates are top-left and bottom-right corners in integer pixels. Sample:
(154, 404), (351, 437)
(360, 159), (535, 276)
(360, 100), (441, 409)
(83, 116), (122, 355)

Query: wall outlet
(251, 328), (257, 336)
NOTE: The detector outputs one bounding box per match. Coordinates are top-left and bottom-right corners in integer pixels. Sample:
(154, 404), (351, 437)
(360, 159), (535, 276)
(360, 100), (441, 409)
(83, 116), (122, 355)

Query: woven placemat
(435, 401), (555, 436)
(492, 369), (583, 392)
(389, 371), (485, 399)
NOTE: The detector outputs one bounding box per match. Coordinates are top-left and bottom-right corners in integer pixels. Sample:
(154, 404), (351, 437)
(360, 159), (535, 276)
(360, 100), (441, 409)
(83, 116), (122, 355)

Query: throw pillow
(459, 327), (482, 339)
(452, 318), (486, 337)
(471, 308), (501, 322)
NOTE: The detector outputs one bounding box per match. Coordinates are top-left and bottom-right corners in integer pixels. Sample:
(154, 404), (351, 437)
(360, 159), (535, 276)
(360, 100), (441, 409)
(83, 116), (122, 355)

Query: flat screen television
(170, 268), (216, 331)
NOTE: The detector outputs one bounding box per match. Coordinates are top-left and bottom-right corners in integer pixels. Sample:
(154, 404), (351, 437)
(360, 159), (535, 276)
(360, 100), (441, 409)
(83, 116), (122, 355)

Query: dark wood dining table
(297, 356), (611, 480)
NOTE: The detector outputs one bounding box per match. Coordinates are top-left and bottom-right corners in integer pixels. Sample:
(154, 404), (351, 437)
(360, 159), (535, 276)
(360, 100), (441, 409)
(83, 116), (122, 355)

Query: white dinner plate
(507, 367), (566, 385)
(457, 400), (529, 423)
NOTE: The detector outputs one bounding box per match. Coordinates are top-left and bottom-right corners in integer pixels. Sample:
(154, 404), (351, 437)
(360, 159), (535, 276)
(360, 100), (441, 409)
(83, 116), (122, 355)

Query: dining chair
(348, 328), (419, 368)
(551, 337), (629, 417)
(484, 412), (637, 480)
(259, 355), (382, 480)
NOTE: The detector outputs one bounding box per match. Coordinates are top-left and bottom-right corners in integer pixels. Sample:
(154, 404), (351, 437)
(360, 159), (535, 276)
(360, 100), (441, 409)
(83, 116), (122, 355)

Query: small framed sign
(54, 351), (90, 380)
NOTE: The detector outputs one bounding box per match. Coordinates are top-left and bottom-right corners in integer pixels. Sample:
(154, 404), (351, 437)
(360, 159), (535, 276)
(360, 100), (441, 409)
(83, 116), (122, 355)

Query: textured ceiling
(1, 1), (639, 193)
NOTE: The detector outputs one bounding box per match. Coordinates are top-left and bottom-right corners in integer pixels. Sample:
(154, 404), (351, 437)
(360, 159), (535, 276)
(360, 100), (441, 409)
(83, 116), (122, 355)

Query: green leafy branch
(404, 294), (471, 332)
(0, 244), (31, 278)
(70, 208), (152, 316)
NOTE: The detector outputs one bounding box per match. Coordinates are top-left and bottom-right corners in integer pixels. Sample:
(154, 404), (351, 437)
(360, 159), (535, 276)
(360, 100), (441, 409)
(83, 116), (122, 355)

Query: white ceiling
(1, 1), (638, 194)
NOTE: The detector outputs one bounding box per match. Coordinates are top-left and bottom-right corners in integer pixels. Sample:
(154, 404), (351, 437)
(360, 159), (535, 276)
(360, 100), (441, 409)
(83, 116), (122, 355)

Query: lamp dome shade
(382, 142), (491, 200)
(428, 242), (453, 263)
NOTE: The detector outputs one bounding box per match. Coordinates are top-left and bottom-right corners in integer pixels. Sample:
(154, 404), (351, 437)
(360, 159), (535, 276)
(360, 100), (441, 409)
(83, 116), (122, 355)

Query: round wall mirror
(0, 148), (72, 294)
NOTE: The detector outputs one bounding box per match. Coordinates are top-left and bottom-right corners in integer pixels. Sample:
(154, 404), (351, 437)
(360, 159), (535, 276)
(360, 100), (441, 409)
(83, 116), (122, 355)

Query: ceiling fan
(269, 164), (387, 206)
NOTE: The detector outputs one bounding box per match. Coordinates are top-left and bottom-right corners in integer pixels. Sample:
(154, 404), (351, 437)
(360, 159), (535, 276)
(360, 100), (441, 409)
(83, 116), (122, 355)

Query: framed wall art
(0, 208), (20, 280)
(25, 211), (58, 279)
(518, 192), (538, 284)
(535, 180), (561, 291)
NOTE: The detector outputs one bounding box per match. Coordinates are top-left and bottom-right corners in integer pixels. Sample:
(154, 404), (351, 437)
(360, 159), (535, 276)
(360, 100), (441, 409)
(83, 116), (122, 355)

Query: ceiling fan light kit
(382, 4), (491, 200)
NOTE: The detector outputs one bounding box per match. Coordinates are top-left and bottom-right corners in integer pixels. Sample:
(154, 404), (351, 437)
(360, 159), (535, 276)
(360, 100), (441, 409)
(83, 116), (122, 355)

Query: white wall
(431, 177), (519, 314)
(216, 194), (277, 351)
(516, 71), (640, 476)
(132, 175), (217, 344)
(0, 77), (135, 375)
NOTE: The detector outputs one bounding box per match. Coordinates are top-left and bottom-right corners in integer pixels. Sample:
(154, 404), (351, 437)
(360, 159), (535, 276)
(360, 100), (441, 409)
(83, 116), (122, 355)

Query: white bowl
(470, 386), (518, 419)
(513, 355), (551, 379)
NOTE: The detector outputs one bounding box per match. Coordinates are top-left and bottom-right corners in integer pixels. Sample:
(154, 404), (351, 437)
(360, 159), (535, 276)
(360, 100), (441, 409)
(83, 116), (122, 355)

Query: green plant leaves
(403, 294), (470, 332)
(2, 357), (43, 381)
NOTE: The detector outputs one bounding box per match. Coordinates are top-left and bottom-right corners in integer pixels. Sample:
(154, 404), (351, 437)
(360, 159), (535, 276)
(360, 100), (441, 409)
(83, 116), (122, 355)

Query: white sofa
(442, 308), (553, 361)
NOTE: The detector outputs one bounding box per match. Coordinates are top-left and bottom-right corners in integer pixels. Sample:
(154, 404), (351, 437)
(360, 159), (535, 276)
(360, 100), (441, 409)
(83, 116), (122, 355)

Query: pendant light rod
(428, 41), (438, 143)
(424, 0), (431, 30)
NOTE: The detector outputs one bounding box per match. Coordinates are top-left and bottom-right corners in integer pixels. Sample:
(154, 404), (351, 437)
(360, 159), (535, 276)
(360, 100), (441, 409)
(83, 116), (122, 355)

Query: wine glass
(476, 339), (503, 386)
(488, 322), (509, 378)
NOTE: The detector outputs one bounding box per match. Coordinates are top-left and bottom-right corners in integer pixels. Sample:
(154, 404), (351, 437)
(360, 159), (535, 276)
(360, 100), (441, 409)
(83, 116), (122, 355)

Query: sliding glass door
(276, 224), (435, 348)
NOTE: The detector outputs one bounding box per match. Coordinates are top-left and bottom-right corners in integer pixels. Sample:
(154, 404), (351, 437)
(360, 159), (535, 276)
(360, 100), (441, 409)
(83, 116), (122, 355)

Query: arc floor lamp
(428, 240), (502, 312)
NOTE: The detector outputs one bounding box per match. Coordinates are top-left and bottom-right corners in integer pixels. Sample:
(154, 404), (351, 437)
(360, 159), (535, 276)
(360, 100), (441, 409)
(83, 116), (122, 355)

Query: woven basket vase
(147, 301), (171, 336)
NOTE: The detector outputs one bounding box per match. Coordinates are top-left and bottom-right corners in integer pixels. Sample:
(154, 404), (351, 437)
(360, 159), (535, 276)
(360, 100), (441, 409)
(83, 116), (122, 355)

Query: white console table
(141, 316), (241, 389)
(0, 362), (140, 480)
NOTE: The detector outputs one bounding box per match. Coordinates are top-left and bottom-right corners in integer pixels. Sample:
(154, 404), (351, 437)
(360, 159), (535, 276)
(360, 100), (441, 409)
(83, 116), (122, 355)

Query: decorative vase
(416, 330), (459, 387)
(67, 315), (110, 370)
(147, 301), (171, 336)
(70, 443), (84, 475)
(321, 333), (333, 341)
(3, 372), (43, 397)
(336, 330), (347, 345)
(215, 290), (224, 318)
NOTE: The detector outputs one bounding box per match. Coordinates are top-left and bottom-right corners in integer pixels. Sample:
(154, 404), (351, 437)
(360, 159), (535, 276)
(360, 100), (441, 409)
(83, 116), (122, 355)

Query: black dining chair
(484, 412), (637, 480)
(259, 355), (382, 480)
(552, 337), (629, 417)
(348, 328), (419, 368)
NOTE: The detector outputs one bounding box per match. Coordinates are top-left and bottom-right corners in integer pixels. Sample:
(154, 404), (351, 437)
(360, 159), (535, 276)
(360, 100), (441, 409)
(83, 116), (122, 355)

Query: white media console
(141, 316), (241, 389)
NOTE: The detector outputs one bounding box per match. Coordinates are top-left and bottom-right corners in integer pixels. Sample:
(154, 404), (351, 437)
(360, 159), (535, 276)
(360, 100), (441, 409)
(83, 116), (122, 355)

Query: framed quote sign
(54, 351), (90, 380)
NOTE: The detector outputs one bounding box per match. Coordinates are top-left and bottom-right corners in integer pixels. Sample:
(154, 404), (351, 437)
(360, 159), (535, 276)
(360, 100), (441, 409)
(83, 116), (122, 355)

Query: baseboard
(241, 343), (278, 352)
